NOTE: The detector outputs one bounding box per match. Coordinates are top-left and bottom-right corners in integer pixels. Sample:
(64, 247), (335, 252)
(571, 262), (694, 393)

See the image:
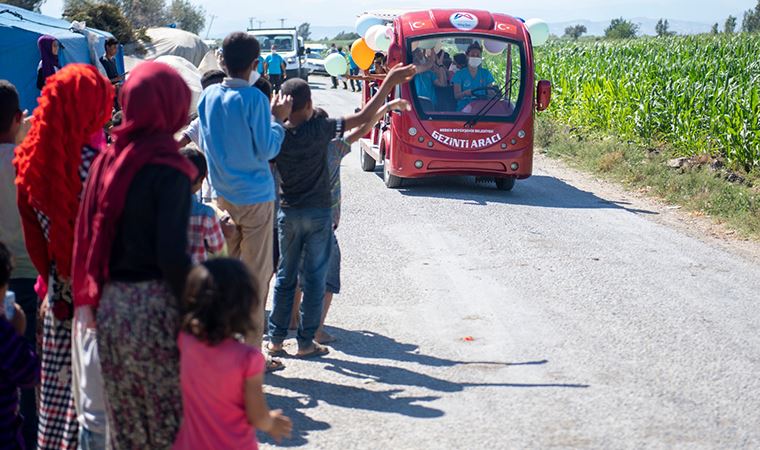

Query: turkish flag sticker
(410, 20), (434, 31)
(495, 22), (517, 34)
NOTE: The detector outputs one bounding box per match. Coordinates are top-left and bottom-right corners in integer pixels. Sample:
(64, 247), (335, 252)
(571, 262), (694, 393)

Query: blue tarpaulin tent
(0, 4), (125, 112)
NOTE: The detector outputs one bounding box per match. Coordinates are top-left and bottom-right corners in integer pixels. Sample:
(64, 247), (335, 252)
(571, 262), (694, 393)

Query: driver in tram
(452, 42), (496, 111)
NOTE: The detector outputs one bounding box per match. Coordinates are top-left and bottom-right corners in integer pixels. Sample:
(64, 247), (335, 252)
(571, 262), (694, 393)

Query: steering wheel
(470, 86), (499, 98)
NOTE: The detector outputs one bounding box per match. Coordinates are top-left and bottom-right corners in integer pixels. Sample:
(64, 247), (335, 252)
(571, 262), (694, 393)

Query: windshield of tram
(408, 35), (524, 121)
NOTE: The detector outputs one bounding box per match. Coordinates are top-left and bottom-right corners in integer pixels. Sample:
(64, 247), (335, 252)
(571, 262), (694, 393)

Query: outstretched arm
(343, 64), (416, 131)
(344, 99), (411, 144)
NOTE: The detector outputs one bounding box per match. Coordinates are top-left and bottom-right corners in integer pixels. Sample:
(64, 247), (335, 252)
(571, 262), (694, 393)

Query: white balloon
(355, 14), (385, 37)
(365, 24), (386, 51)
(525, 18), (550, 46)
(374, 28), (392, 53)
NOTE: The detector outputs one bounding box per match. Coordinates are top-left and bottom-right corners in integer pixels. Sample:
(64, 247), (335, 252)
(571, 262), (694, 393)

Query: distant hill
(310, 26), (355, 41)
(549, 18), (712, 36)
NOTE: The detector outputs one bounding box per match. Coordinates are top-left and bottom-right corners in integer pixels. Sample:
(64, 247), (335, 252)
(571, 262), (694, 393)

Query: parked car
(304, 44), (328, 75)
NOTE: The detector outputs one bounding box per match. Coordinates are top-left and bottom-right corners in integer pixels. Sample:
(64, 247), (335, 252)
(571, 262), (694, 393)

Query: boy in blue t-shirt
(265, 45), (287, 93)
(198, 32), (293, 371)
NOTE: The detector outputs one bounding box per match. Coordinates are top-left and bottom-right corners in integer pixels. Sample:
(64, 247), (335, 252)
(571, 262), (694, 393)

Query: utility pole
(279, 18), (286, 28)
(249, 17), (254, 30)
(257, 20), (265, 29)
(205, 14), (217, 39)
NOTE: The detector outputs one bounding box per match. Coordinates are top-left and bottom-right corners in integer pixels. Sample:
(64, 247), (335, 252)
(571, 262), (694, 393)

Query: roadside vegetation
(524, 5), (760, 239)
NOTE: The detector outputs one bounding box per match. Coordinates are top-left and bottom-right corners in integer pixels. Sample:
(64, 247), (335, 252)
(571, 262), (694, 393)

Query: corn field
(531, 35), (760, 170)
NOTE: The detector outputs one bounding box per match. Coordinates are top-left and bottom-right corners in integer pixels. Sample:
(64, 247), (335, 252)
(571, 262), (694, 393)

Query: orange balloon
(351, 38), (375, 71)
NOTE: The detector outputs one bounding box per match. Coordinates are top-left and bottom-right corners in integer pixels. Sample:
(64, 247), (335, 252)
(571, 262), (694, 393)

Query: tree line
(0, 0), (207, 42)
(563, 0), (760, 40)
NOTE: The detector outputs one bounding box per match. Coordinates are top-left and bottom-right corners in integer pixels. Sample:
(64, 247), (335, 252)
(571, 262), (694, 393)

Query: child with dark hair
(268, 63), (416, 358)
(181, 147), (225, 264)
(253, 76), (273, 100)
(0, 241), (41, 450)
(0, 80), (40, 449)
(198, 32), (292, 371)
(174, 259), (292, 449)
(201, 69), (226, 89)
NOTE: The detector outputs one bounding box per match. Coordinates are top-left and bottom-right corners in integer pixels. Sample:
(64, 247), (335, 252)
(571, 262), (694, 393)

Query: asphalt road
(260, 76), (760, 449)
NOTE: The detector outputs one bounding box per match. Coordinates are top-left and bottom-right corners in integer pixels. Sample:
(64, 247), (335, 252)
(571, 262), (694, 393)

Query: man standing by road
(266, 45), (287, 93)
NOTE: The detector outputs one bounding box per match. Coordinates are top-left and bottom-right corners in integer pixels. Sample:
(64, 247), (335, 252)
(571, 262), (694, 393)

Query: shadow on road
(373, 171), (656, 214)
(262, 328), (588, 447)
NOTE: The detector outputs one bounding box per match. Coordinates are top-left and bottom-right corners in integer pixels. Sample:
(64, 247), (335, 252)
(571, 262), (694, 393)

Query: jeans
(349, 68), (362, 91)
(270, 208), (332, 347)
(325, 232), (341, 294)
(9, 278), (38, 450)
(78, 426), (107, 450)
(270, 74), (284, 93)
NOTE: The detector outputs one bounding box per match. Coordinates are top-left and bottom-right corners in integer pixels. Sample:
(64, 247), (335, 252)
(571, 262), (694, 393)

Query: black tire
(495, 177), (516, 191)
(360, 148), (376, 172)
(383, 160), (403, 188)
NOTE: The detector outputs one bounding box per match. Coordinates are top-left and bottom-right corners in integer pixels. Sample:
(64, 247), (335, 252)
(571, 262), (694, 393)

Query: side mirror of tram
(536, 80), (552, 112)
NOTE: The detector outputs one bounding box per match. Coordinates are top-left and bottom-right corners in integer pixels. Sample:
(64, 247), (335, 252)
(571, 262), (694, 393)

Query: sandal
(266, 357), (285, 373)
(266, 344), (289, 359)
(296, 343), (330, 359)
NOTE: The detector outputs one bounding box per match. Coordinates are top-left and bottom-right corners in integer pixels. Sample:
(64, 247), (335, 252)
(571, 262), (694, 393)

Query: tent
(153, 55), (202, 115)
(0, 4), (124, 112)
(142, 27), (209, 67)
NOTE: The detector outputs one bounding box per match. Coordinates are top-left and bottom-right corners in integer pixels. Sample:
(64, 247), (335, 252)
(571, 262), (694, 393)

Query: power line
(205, 14), (216, 39)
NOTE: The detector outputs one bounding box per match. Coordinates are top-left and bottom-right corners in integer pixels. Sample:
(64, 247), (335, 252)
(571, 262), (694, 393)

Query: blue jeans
(10, 278), (38, 450)
(270, 208), (332, 347)
(78, 426), (107, 450)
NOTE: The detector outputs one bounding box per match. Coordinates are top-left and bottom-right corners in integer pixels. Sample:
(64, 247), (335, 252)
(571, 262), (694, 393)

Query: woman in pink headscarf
(73, 61), (197, 449)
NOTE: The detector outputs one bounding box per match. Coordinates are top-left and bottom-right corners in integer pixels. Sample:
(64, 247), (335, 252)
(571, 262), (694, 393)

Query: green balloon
(324, 53), (348, 77)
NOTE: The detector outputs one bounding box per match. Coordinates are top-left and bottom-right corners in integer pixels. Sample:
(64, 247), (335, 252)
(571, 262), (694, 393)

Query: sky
(40, 0), (755, 38)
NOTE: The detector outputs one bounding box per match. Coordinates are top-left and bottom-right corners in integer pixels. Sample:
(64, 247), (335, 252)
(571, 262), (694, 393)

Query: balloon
(374, 31), (392, 53)
(483, 39), (507, 54)
(355, 14), (385, 37)
(324, 53), (348, 77)
(365, 24), (386, 51)
(350, 38), (375, 71)
(417, 39), (437, 50)
(525, 18), (550, 46)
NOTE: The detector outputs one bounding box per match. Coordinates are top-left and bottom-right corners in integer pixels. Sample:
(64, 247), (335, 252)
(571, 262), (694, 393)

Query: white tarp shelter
(142, 27), (209, 66)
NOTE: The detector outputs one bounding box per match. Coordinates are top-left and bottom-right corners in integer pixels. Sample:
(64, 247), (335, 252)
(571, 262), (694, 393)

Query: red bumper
(388, 143), (534, 179)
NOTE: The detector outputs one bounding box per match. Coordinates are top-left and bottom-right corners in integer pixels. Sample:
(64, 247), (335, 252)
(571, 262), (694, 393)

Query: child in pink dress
(173, 259), (292, 449)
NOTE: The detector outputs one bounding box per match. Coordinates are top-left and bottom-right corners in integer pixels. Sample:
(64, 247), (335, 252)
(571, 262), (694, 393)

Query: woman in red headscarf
(15, 64), (114, 450)
(72, 61), (196, 449)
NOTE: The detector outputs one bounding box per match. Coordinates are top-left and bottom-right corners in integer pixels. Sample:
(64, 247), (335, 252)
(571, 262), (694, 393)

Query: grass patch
(536, 116), (760, 239)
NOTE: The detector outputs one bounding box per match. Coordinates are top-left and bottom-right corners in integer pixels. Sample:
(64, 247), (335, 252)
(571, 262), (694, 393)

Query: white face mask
(468, 57), (482, 68)
(249, 70), (261, 86)
(271, 49), (278, 55)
